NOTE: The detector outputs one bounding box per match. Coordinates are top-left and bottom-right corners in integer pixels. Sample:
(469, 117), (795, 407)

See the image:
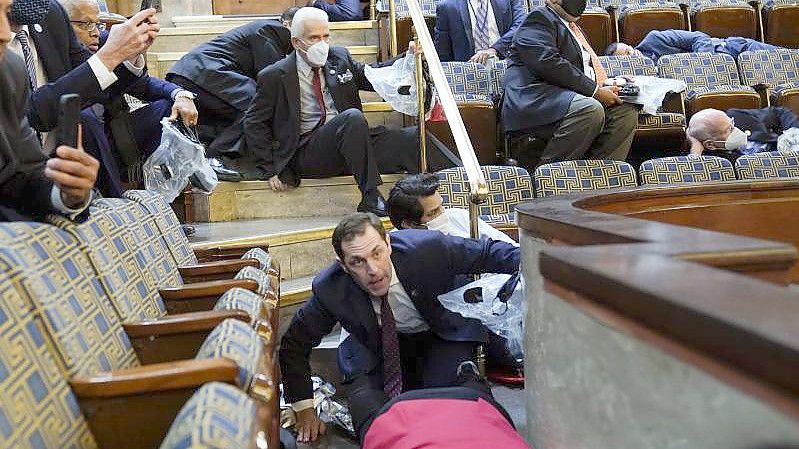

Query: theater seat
(488, 59), (507, 104)
(577, 5), (614, 55)
(533, 160), (638, 197)
(734, 150), (799, 179)
(0, 223), (277, 449)
(737, 49), (799, 116)
(123, 190), (275, 279)
(690, 0), (759, 38)
(428, 62), (498, 165)
(639, 155), (737, 184)
(763, 0), (799, 47)
(376, 0), (437, 58)
(658, 52), (762, 116)
(613, 0), (687, 47)
(436, 165), (533, 227)
(599, 54), (687, 145)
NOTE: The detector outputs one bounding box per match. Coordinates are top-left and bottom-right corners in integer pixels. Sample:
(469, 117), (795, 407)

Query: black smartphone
(55, 94), (81, 151)
(139, 0), (162, 12)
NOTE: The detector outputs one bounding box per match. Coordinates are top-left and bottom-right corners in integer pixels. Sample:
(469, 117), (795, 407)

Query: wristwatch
(174, 90), (197, 101)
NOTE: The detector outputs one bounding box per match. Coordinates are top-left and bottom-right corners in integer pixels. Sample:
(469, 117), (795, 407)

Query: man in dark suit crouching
(280, 212), (520, 442)
(242, 7), (450, 216)
(502, 0), (638, 168)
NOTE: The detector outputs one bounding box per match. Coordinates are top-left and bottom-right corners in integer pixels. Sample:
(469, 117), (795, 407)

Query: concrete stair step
(186, 172), (407, 222)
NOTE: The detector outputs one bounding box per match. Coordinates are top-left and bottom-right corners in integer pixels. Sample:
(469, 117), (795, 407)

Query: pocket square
(337, 69), (354, 84)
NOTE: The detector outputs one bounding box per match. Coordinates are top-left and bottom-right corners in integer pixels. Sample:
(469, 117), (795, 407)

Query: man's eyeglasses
(71, 20), (106, 32)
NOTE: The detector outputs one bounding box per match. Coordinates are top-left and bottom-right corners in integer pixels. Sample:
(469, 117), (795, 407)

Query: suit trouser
(80, 108), (124, 198)
(169, 75), (245, 158)
(129, 98), (173, 158)
(538, 94), (638, 167)
(343, 330), (476, 439)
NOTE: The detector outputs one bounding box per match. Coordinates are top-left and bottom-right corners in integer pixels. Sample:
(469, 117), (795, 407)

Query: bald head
(687, 109), (733, 145)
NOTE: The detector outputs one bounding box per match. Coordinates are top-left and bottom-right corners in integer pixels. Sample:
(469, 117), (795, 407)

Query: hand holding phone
(56, 94), (81, 151)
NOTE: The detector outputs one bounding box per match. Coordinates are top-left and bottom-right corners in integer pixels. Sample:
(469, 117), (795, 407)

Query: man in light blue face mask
(687, 108), (749, 156)
(242, 7), (454, 218)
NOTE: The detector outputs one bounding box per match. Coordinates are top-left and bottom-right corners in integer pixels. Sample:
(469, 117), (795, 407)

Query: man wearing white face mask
(242, 7), (450, 217)
(686, 108), (784, 158)
(387, 173), (517, 246)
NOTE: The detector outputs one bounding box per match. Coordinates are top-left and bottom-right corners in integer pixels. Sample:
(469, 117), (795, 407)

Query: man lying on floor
(361, 361), (531, 449)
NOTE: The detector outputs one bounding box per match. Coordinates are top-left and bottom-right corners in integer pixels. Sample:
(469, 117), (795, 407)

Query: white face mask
(300, 39), (329, 67)
(424, 212), (451, 233)
(724, 127), (748, 151)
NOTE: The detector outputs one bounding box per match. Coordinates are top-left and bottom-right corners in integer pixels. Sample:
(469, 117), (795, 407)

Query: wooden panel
(577, 11), (612, 55)
(427, 103), (498, 165)
(765, 6), (799, 47)
(212, 0), (294, 15)
(693, 6), (758, 39)
(621, 9), (686, 47)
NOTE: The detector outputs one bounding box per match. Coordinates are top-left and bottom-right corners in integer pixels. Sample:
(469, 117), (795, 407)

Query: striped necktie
(473, 0), (491, 51)
(15, 29), (39, 89)
(380, 295), (403, 398)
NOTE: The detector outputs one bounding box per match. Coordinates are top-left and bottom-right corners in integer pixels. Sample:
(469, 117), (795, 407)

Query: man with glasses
(64, 0), (199, 178)
(7, 0), (159, 197)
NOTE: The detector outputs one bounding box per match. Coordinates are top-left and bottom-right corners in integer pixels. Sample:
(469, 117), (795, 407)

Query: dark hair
(386, 173), (440, 229)
(604, 42), (620, 56)
(281, 6), (300, 23)
(332, 212), (387, 260)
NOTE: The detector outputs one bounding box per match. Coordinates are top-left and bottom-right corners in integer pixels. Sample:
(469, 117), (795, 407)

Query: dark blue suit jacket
(279, 230), (521, 402)
(99, 31), (181, 102)
(434, 0), (526, 62)
(313, 0), (363, 21)
(502, 6), (596, 135)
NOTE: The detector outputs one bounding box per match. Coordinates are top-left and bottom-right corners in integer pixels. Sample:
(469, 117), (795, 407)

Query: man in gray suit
(502, 0), (638, 168)
(0, 0), (98, 221)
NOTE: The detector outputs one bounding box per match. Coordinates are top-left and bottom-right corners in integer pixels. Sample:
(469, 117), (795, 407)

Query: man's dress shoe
(357, 193), (388, 217)
(209, 158), (243, 182)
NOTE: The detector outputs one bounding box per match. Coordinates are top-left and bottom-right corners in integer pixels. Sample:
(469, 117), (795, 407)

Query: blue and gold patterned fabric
(159, 382), (256, 449)
(48, 204), (170, 323)
(534, 160), (638, 197)
(691, 0), (754, 12)
(124, 190), (198, 266)
(637, 112), (686, 129)
(0, 262), (100, 449)
(773, 81), (799, 96)
(375, 0), (438, 16)
(658, 53), (756, 100)
(0, 223), (138, 377)
(639, 155), (737, 185)
(737, 49), (799, 88)
(214, 288), (268, 325)
(241, 248), (272, 272)
(436, 166), (533, 226)
(735, 150), (799, 179)
(441, 62), (491, 103)
(488, 59), (508, 101)
(618, 0), (682, 18)
(234, 266), (273, 297)
(599, 54), (658, 77)
(195, 319), (263, 390)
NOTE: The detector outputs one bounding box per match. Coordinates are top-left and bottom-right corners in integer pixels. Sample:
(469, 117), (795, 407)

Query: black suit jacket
(166, 20), (291, 113)
(0, 53), (56, 221)
(27, 0), (140, 132)
(242, 47), (376, 179)
(502, 6), (597, 134)
(279, 230), (521, 403)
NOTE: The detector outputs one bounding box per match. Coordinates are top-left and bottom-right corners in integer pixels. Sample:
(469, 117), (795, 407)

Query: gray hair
(290, 7), (329, 39)
(60, 0), (98, 17)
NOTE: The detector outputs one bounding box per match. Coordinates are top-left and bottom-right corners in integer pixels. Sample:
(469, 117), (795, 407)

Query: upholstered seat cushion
(599, 54), (658, 77)
(534, 160), (638, 197)
(691, 0), (754, 12)
(639, 155), (737, 185)
(437, 166), (533, 227)
(159, 382), (256, 449)
(773, 81), (799, 96)
(735, 150), (799, 179)
(124, 190), (198, 266)
(619, 0), (682, 17)
(638, 112), (686, 129)
(687, 84), (757, 99)
(214, 288), (267, 324)
(195, 319), (263, 390)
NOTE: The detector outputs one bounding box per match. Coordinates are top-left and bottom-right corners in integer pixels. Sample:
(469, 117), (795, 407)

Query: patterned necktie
(15, 29), (39, 89)
(568, 22), (607, 86)
(473, 0), (491, 51)
(380, 295), (402, 398)
(311, 67), (327, 129)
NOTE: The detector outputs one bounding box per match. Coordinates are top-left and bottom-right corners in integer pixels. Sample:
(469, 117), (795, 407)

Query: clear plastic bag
(143, 118), (218, 202)
(364, 53), (420, 117)
(438, 273), (525, 359)
(777, 127), (799, 153)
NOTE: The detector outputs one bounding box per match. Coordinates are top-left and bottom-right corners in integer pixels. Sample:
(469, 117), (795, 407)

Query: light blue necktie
(474, 0), (491, 51)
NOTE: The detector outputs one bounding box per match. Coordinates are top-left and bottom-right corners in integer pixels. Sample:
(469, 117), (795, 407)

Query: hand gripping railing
(405, 0), (491, 374)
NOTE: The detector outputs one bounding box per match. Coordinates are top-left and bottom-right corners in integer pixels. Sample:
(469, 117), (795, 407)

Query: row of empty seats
(436, 151), (798, 224)
(0, 190), (285, 449)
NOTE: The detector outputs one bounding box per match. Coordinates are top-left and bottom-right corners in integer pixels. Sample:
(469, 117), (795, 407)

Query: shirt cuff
(87, 54), (119, 90)
(170, 88), (184, 100)
(50, 186), (91, 219)
(291, 399), (315, 412)
(123, 54), (146, 76)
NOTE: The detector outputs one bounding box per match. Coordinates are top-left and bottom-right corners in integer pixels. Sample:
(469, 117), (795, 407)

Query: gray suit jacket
(0, 53), (55, 220)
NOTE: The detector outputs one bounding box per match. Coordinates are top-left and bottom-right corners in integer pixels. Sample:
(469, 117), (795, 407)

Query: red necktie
(380, 295), (403, 398)
(312, 67), (327, 128)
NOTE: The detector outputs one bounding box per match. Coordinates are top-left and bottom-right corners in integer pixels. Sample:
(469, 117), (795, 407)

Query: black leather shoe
(209, 158), (243, 182)
(181, 224), (196, 238)
(357, 192), (387, 217)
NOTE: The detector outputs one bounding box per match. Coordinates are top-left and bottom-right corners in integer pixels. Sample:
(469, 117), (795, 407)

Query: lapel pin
(34, 24), (43, 33)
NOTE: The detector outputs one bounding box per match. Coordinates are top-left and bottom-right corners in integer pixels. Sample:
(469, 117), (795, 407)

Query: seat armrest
(179, 259), (260, 281)
(69, 358), (240, 398)
(159, 279), (258, 301)
(193, 245), (270, 263)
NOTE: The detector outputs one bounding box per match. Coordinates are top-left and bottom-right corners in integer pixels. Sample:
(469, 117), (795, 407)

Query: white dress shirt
(559, 16), (595, 82)
(296, 54), (338, 135)
(467, 0), (501, 50)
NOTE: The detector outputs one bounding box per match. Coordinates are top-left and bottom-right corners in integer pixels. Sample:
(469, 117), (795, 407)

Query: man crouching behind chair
(279, 212), (520, 442)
